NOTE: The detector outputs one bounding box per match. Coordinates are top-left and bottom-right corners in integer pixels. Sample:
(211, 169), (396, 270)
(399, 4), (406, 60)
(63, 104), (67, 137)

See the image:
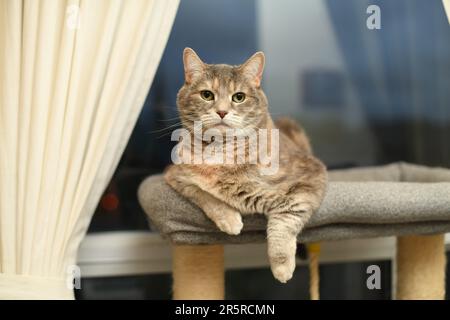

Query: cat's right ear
(183, 48), (204, 84)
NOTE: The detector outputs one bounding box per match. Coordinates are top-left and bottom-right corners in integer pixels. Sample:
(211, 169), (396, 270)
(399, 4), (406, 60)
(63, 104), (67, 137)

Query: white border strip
(77, 231), (450, 278)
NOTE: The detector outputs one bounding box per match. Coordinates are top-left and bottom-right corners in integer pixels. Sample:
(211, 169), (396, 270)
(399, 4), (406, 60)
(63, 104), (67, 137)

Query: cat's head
(177, 48), (268, 134)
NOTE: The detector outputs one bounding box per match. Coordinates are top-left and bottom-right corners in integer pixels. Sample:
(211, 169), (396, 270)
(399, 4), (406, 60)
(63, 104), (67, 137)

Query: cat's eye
(232, 92), (246, 103)
(200, 90), (214, 101)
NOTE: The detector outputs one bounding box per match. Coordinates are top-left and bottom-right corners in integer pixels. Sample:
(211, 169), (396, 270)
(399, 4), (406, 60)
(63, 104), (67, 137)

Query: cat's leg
(266, 209), (312, 283)
(265, 187), (324, 283)
(196, 189), (243, 235)
(265, 157), (327, 282)
(174, 183), (244, 235)
(165, 169), (243, 235)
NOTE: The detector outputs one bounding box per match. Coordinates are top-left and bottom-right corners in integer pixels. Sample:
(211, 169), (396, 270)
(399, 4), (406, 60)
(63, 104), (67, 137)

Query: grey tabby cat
(165, 48), (327, 283)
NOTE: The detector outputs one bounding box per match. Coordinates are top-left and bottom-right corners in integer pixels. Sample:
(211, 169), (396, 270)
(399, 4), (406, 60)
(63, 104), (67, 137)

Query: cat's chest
(194, 164), (250, 175)
(188, 164), (257, 185)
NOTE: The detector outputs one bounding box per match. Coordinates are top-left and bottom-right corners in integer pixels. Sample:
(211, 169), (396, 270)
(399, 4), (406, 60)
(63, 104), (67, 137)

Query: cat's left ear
(239, 52), (265, 87)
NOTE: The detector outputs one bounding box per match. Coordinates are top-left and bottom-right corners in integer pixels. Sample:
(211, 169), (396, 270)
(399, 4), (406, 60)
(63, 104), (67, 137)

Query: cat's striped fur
(165, 48), (327, 283)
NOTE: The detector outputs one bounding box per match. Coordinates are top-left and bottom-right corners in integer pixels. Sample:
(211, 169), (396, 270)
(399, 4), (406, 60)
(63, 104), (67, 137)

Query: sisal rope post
(172, 244), (225, 300)
(396, 234), (446, 300)
(307, 242), (321, 300)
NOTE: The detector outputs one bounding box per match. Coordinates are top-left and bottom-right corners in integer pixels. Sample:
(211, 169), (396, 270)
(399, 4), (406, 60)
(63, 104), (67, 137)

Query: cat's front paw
(215, 210), (243, 235)
(268, 240), (296, 283)
(270, 258), (295, 283)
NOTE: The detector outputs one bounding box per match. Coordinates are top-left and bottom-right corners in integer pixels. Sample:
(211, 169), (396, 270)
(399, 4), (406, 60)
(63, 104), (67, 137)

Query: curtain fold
(0, 0), (179, 299)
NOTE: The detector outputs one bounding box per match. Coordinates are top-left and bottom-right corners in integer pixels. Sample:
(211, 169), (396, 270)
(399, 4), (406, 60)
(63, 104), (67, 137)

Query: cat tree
(138, 162), (450, 299)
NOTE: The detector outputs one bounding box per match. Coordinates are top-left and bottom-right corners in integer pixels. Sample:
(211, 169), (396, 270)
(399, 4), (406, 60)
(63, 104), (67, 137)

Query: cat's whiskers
(223, 114), (245, 129)
(242, 119), (266, 132)
(148, 114), (199, 136)
(147, 121), (183, 134)
(156, 116), (183, 122)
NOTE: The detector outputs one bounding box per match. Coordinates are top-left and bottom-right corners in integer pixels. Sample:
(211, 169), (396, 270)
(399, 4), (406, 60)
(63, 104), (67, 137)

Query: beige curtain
(0, 0), (179, 299)
(444, 0), (450, 24)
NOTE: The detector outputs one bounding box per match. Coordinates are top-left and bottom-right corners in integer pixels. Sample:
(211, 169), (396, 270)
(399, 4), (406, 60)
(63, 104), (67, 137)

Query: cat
(164, 48), (328, 283)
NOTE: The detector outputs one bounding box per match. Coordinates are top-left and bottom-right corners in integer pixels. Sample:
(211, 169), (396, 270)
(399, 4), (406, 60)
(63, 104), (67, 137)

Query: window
(79, 0), (450, 299)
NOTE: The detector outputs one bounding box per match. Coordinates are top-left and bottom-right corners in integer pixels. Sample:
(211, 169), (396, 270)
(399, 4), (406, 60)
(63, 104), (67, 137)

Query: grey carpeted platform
(138, 162), (450, 244)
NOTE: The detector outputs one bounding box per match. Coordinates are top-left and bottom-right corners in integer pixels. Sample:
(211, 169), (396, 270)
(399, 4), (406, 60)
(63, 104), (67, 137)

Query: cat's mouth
(215, 122), (232, 129)
(210, 119), (234, 130)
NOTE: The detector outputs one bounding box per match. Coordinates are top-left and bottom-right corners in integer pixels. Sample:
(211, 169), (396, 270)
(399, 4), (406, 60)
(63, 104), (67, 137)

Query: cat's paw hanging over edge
(270, 258), (296, 283)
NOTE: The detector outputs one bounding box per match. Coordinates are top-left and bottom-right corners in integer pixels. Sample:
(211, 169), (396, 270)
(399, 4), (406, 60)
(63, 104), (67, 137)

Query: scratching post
(396, 234), (446, 300)
(307, 243), (321, 300)
(138, 163), (450, 300)
(172, 244), (225, 300)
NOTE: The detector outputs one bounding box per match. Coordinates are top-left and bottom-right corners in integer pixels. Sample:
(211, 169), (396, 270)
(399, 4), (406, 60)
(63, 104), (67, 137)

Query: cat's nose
(217, 111), (228, 119)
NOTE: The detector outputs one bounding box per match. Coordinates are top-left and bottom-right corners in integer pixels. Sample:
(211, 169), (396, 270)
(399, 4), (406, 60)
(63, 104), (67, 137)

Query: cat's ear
(239, 52), (265, 87)
(183, 48), (205, 84)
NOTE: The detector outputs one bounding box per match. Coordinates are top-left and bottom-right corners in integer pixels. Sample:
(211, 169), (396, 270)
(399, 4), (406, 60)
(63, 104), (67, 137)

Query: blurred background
(76, 0), (450, 299)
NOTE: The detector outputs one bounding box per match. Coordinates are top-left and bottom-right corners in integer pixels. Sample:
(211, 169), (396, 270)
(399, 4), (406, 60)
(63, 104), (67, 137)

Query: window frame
(78, 232), (450, 278)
